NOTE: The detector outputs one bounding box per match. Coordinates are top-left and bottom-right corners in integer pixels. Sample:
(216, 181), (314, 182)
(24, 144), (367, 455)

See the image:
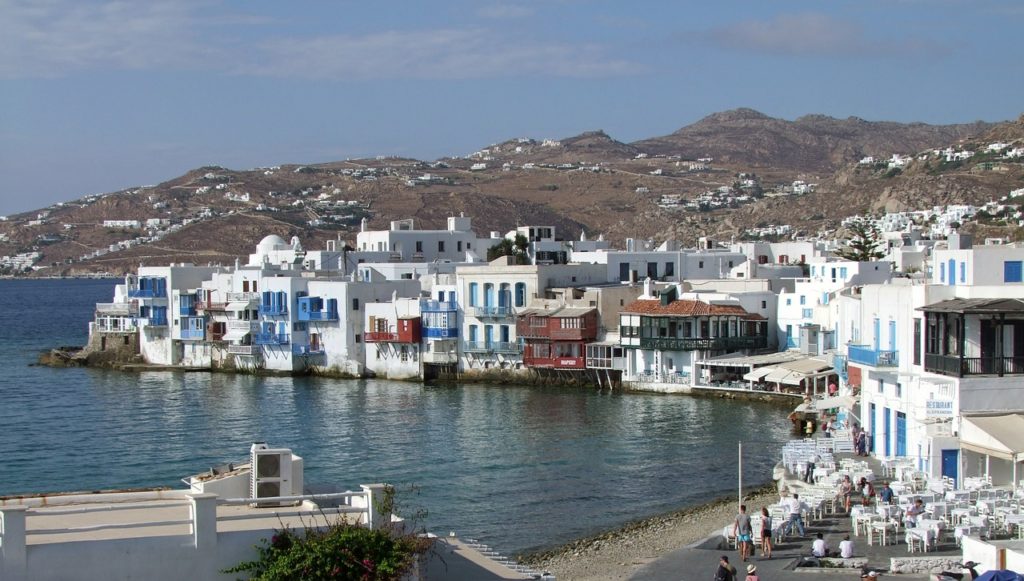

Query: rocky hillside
(1, 109), (1020, 277)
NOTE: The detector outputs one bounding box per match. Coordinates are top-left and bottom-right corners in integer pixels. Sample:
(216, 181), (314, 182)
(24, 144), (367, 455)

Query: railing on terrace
(96, 302), (138, 316)
(299, 310), (338, 321)
(637, 335), (766, 352)
(635, 371), (691, 384)
(226, 292), (259, 302)
(195, 301), (227, 311)
(180, 328), (205, 340)
(473, 306), (512, 319)
(128, 289), (165, 299)
(94, 318), (138, 333)
(259, 304), (288, 316)
(252, 332), (289, 345)
(847, 344), (898, 367)
(463, 341), (520, 354)
(227, 345), (258, 355)
(146, 315), (168, 327)
(924, 353), (1024, 377)
(420, 299), (458, 312)
(292, 344), (324, 355)
(524, 355), (586, 369)
(364, 331), (399, 342)
(227, 320), (258, 332)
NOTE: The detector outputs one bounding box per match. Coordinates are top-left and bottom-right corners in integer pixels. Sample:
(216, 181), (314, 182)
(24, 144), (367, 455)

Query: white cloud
(705, 13), (945, 58)
(243, 29), (638, 80)
(0, 0), (220, 78)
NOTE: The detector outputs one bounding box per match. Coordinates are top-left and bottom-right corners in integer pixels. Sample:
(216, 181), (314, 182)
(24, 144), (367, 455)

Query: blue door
(896, 412), (907, 456)
(485, 325), (494, 347)
(941, 450), (959, 486)
(873, 318), (880, 351)
(883, 407), (891, 456)
(869, 403), (876, 453)
(948, 259), (956, 286)
(888, 320), (896, 352)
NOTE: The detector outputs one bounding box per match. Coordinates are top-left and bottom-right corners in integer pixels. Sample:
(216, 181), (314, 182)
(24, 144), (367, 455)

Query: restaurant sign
(924, 399), (954, 417)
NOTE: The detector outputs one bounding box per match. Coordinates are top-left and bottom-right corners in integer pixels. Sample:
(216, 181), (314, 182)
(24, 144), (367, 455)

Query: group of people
(714, 555), (759, 581)
(731, 505), (773, 563)
(851, 423), (870, 456)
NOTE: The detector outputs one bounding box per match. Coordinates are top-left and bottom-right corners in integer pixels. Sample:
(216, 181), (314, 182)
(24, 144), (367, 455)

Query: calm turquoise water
(0, 279), (791, 554)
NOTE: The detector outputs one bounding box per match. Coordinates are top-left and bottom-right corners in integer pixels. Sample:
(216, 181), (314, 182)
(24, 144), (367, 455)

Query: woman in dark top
(759, 506), (773, 559)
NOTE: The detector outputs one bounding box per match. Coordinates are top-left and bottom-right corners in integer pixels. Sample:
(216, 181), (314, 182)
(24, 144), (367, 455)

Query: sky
(1, 0), (1022, 216)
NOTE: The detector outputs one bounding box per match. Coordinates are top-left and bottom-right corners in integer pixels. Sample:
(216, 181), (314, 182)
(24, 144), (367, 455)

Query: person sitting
(839, 534), (854, 559)
(878, 482), (894, 505)
(811, 532), (829, 557)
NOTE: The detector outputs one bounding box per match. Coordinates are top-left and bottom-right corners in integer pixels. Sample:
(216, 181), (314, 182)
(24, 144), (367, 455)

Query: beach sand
(519, 485), (779, 581)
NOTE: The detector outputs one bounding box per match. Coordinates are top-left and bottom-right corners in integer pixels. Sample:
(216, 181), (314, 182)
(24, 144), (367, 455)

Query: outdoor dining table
(951, 507), (977, 525)
(853, 512), (881, 537)
(907, 518), (946, 551)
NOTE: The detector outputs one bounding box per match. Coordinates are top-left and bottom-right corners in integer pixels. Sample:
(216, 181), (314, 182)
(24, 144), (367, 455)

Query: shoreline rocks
(518, 484), (779, 581)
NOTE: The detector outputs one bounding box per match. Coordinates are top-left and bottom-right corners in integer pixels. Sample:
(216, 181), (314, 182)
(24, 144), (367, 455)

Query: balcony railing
(422, 350), (459, 364)
(424, 327), (459, 339)
(146, 315), (168, 327)
(847, 344), (899, 367)
(128, 288), (166, 299)
(227, 345), (258, 355)
(179, 305), (197, 317)
(260, 304), (288, 316)
(195, 301), (227, 311)
(94, 318), (138, 333)
(420, 300), (458, 313)
(524, 355), (586, 369)
(473, 306), (512, 319)
(253, 332), (290, 345)
(924, 353), (1024, 377)
(365, 332), (399, 342)
(180, 328), (205, 340)
(96, 302), (138, 316)
(635, 335), (767, 351)
(292, 344), (325, 355)
(463, 341), (521, 354)
(227, 320), (258, 332)
(297, 310), (338, 322)
(226, 292), (259, 302)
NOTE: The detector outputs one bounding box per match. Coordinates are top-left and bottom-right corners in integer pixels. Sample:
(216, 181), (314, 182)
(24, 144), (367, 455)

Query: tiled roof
(621, 298), (759, 319)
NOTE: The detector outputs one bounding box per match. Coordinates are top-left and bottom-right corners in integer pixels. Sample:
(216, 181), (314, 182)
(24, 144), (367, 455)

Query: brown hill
(634, 108), (994, 172)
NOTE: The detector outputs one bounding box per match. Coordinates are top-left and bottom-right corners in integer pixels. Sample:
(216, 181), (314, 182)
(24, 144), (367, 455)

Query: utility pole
(738, 440), (743, 511)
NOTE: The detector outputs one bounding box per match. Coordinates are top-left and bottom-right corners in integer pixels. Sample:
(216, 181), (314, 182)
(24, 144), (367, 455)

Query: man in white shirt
(811, 532), (829, 557)
(783, 493), (806, 537)
(839, 534), (854, 559)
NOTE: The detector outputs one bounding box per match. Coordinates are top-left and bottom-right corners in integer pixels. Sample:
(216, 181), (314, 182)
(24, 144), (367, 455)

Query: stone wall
(889, 556), (961, 575)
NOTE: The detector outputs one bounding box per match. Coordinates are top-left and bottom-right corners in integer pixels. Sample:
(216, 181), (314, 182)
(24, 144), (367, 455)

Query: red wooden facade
(366, 316), (421, 343)
(518, 307), (597, 370)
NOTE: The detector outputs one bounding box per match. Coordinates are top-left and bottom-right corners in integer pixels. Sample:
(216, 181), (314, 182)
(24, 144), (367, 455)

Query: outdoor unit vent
(250, 443), (293, 507)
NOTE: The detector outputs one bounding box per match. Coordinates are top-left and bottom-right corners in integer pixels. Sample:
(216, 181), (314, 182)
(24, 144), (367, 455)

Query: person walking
(745, 564), (760, 581)
(734, 504), (753, 562)
(714, 555), (737, 581)
(759, 506), (773, 559)
(783, 493), (806, 538)
(804, 452), (820, 483)
(840, 475), (853, 514)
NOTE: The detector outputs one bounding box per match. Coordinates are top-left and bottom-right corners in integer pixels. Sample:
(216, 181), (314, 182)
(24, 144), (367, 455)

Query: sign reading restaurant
(925, 399), (954, 417)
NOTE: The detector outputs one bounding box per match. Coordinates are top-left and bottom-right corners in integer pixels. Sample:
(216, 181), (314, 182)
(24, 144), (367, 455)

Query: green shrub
(226, 522), (429, 580)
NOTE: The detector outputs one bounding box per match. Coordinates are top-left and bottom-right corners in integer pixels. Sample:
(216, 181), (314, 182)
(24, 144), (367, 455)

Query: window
(665, 262), (674, 277)
(761, 300), (767, 309)
(457, 241), (463, 252)
(438, 240), (445, 252)
(647, 262), (659, 279)
(940, 262), (946, 283)
(1005, 261), (1022, 283)
(468, 325), (478, 342)
(799, 295), (806, 305)
(802, 308), (813, 318)
(415, 241), (423, 252)
(960, 261), (966, 283)
(352, 298), (360, 311)
(728, 260), (734, 268)
(878, 379), (884, 394)
(786, 298), (792, 306)
(354, 334), (361, 343)
(469, 282), (478, 307)
(839, 267), (848, 279)
(698, 260), (704, 269)
(293, 322), (307, 331)
(514, 283), (526, 307)
(896, 383), (903, 398)
(619, 262), (630, 282)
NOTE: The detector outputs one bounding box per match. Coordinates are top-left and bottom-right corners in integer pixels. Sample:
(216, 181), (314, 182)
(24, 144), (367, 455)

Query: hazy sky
(2, 0), (1022, 216)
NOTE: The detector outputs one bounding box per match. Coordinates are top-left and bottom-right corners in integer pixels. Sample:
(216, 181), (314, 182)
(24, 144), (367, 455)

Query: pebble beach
(520, 485), (779, 581)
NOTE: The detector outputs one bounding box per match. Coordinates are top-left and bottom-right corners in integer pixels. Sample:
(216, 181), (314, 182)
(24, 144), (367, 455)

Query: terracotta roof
(621, 298), (760, 319)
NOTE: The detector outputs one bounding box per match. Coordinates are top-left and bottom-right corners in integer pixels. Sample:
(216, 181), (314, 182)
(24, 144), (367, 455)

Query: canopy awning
(812, 395), (857, 412)
(227, 301), (252, 311)
(764, 368), (795, 383)
(960, 414), (1024, 462)
(222, 329), (251, 341)
(742, 367), (775, 382)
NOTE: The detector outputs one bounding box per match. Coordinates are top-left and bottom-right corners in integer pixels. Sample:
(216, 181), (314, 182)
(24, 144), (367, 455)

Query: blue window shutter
(1005, 261), (1023, 283)
(262, 291), (271, 306)
(940, 263), (945, 283)
(960, 262), (966, 283)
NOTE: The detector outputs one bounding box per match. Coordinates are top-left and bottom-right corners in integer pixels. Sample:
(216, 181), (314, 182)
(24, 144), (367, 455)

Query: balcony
(226, 292), (259, 302)
(180, 328), (205, 340)
(179, 305), (197, 317)
(847, 344), (898, 367)
(924, 353), (1024, 377)
(227, 320), (258, 332)
(195, 301), (227, 311)
(146, 315), (168, 327)
(420, 299), (458, 313)
(463, 341), (520, 354)
(424, 327), (459, 339)
(227, 344), (258, 355)
(252, 332), (289, 345)
(96, 302), (138, 316)
(128, 288), (165, 299)
(473, 306), (512, 319)
(524, 355), (586, 369)
(364, 331), (399, 342)
(635, 335), (767, 351)
(297, 309), (338, 322)
(292, 344), (325, 355)
(260, 304), (288, 316)
(94, 318), (138, 333)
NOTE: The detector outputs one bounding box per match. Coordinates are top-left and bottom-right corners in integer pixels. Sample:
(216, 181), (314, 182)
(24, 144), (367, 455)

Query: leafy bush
(226, 523), (429, 581)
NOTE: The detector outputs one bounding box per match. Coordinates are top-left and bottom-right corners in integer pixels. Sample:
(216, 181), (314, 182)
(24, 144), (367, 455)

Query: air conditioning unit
(250, 443), (293, 507)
